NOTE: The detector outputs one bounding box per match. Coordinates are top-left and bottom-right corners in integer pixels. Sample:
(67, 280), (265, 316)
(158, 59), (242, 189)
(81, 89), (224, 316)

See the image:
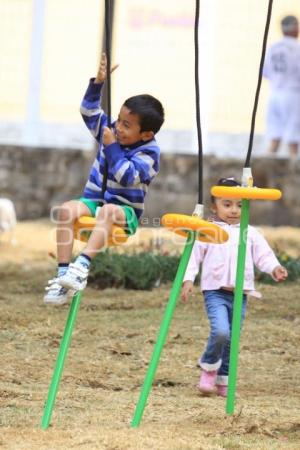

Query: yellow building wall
(208, 0), (300, 134)
(0, 0), (102, 123)
(113, 1), (195, 130)
(114, 0), (300, 134)
(0, 0), (31, 119)
(0, 0), (299, 134)
(40, 0), (103, 122)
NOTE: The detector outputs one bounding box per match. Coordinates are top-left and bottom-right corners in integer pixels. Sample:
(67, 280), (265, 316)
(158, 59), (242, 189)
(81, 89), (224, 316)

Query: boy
(44, 54), (164, 305)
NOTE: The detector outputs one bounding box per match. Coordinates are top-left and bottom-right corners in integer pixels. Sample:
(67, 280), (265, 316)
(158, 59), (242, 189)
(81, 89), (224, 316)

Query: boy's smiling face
(115, 106), (154, 146)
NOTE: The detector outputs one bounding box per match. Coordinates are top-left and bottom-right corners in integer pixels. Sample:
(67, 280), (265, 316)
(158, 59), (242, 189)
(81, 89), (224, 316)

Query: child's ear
(210, 204), (217, 214)
(141, 130), (154, 141)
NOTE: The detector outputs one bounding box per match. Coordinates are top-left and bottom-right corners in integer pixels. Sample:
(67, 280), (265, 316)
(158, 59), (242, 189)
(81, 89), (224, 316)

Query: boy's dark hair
(123, 94), (164, 134)
(211, 177), (241, 203)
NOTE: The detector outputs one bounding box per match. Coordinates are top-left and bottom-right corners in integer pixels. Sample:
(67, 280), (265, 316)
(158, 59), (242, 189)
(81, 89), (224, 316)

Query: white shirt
(263, 36), (300, 90)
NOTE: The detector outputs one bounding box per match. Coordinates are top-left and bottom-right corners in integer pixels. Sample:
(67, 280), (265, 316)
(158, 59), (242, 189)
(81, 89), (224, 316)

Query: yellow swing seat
(161, 213), (229, 244)
(73, 216), (129, 246)
(211, 186), (282, 201)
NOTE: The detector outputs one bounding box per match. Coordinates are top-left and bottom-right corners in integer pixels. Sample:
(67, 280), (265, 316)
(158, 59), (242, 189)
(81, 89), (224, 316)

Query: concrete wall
(0, 146), (92, 219)
(1, 145), (299, 226)
(147, 154), (300, 226)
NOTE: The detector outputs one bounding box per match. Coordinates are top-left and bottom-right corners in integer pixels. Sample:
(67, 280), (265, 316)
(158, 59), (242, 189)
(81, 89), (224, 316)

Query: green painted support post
(41, 291), (83, 429)
(131, 231), (196, 428)
(226, 199), (250, 415)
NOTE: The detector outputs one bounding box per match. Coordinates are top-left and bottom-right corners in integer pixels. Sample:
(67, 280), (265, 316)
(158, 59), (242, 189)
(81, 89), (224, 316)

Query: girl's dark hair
(123, 94), (164, 134)
(211, 177), (241, 203)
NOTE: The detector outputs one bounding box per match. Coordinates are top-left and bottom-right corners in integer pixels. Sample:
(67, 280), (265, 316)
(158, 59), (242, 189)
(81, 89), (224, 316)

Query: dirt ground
(0, 222), (300, 450)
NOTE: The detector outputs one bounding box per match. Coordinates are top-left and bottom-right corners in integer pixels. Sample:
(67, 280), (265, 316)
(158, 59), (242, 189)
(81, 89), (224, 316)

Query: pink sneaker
(216, 384), (227, 397)
(197, 370), (217, 394)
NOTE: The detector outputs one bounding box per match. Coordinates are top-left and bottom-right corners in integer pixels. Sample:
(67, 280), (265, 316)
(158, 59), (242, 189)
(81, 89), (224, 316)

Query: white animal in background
(0, 198), (17, 244)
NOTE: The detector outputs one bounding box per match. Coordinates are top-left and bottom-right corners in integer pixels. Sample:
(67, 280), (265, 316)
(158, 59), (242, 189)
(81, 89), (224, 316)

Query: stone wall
(147, 154), (300, 226)
(1, 145), (299, 226)
(0, 145), (93, 219)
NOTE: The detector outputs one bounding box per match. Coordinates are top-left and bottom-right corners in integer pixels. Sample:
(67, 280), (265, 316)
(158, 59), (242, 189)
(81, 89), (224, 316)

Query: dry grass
(0, 222), (300, 449)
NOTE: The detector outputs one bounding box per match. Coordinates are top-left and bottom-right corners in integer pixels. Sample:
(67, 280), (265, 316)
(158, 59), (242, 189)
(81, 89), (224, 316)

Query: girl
(181, 177), (288, 397)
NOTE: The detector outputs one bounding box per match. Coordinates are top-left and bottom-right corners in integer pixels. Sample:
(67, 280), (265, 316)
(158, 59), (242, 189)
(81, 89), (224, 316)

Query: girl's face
(212, 197), (242, 225)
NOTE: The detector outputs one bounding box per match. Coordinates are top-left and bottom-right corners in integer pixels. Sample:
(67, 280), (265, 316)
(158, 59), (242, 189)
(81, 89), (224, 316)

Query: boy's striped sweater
(80, 79), (160, 219)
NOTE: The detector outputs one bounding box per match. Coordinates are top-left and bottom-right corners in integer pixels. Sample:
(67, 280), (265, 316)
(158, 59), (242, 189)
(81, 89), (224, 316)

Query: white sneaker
(57, 262), (89, 291)
(44, 278), (71, 305)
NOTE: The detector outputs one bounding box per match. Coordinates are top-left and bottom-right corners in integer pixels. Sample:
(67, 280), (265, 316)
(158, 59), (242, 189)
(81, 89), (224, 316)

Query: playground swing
(41, 0), (228, 430)
(131, 0), (229, 428)
(217, 0), (282, 416)
(41, 0), (281, 430)
(41, 0), (130, 429)
(131, 0), (282, 427)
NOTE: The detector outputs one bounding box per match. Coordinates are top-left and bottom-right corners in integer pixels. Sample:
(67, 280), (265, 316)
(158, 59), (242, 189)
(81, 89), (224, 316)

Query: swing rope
(101, 0), (113, 202)
(41, 0), (116, 430)
(226, 0), (275, 415)
(105, 0), (112, 128)
(131, 0), (231, 428)
(132, 0), (278, 426)
(244, 0), (273, 168)
(194, 0), (203, 204)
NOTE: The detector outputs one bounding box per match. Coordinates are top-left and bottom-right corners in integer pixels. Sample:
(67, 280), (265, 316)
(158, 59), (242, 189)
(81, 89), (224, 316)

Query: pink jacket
(183, 221), (280, 294)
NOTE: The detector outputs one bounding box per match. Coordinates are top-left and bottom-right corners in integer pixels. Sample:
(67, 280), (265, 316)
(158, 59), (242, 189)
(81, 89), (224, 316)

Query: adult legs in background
(267, 138), (281, 155)
(288, 142), (298, 159)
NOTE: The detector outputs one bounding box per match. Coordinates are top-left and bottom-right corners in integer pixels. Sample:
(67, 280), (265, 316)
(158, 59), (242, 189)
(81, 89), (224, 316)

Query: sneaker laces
(67, 262), (89, 279)
(45, 278), (71, 295)
(45, 277), (61, 291)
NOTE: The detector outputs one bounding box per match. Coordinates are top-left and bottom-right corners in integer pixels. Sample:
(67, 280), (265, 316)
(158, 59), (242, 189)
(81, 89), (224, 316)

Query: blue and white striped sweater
(80, 79), (160, 219)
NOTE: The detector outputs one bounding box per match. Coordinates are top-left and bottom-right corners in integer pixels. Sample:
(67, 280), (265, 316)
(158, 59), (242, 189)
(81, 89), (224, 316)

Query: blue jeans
(199, 289), (247, 378)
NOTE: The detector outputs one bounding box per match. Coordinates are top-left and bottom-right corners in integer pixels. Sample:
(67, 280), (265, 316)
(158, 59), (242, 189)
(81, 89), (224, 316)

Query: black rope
(101, 0), (113, 202)
(244, 0), (273, 168)
(105, 0), (112, 127)
(194, 0), (203, 204)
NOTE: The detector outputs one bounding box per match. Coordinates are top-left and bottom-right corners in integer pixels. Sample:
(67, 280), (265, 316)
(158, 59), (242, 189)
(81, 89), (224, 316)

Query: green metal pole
(226, 199), (250, 415)
(131, 231), (196, 428)
(41, 291), (82, 429)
